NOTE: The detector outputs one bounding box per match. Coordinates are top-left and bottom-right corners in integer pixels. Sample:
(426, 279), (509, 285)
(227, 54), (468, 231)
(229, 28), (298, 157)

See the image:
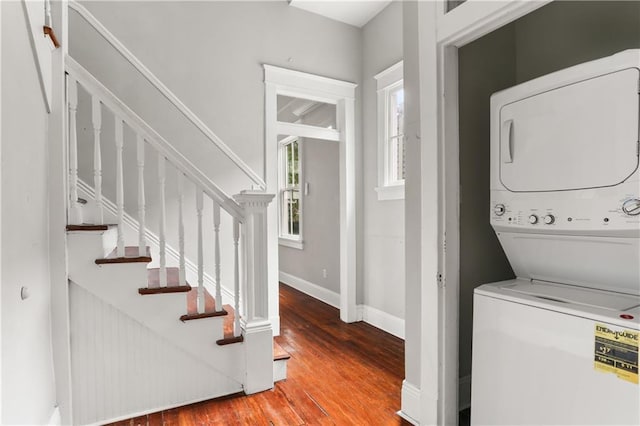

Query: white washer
(472, 279), (640, 425)
(472, 50), (640, 425)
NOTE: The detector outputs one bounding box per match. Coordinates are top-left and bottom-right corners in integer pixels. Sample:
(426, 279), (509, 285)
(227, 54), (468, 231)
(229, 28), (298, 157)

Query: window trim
(374, 60), (405, 201)
(278, 136), (304, 249)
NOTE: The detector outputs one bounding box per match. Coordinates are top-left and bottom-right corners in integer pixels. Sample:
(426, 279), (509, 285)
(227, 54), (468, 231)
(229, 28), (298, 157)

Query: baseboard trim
(279, 271), (340, 308)
(357, 304), (405, 339)
(279, 272), (405, 339)
(459, 374), (471, 411)
(398, 380), (420, 425)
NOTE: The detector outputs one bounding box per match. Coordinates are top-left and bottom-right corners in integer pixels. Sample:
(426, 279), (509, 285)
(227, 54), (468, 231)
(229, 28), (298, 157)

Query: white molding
(279, 272), (340, 308)
(264, 64), (357, 100)
(77, 179), (234, 305)
(68, 0), (265, 190)
(265, 65), (358, 325)
(375, 184), (405, 201)
(66, 57), (244, 220)
(459, 374), (472, 411)
(398, 380), (421, 426)
(375, 60), (404, 90)
(276, 121), (340, 142)
(437, 0), (551, 46)
(278, 238), (303, 250)
(358, 304), (405, 339)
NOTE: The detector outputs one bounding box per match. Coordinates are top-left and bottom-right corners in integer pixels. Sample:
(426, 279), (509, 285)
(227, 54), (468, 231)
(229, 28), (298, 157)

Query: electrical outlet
(322, 269), (327, 279)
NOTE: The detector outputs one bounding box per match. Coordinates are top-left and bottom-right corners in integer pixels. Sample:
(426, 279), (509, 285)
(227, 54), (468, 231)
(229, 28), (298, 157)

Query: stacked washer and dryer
(471, 50), (640, 425)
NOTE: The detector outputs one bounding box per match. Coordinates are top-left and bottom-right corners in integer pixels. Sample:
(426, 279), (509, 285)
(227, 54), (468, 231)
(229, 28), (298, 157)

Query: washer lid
(498, 67), (639, 192)
(505, 280), (640, 311)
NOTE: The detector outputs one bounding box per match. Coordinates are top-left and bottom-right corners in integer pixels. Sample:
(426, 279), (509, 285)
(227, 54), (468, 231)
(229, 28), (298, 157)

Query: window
(279, 137), (303, 248)
(375, 61), (405, 201)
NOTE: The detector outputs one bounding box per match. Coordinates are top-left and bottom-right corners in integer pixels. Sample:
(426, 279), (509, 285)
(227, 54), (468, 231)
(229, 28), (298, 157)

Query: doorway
(264, 65), (357, 326)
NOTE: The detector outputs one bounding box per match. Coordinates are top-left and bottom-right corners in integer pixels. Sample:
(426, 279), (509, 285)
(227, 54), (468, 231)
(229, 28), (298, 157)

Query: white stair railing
(66, 58), (273, 349)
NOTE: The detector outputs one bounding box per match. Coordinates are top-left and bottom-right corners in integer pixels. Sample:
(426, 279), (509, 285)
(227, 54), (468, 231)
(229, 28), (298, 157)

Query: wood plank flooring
(108, 283), (410, 425)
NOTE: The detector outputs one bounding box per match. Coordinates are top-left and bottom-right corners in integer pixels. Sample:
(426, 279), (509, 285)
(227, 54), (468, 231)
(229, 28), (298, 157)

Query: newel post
(234, 190), (275, 394)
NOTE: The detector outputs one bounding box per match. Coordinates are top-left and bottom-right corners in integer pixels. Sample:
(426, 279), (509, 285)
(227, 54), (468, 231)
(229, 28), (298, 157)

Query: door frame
(412, 1), (553, 424)
(264, 65), (358, 325)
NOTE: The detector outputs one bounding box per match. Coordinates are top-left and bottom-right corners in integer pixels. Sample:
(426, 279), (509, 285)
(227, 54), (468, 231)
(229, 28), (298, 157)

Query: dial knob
(494, 204), (506, 216)
(544, 214), (555, 225)
(622, 198), (640, 216)
(529, 214), (539, 224)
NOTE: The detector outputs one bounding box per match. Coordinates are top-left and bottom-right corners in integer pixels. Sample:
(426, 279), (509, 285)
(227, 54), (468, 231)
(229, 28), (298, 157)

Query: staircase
(63, 3), (280, 425)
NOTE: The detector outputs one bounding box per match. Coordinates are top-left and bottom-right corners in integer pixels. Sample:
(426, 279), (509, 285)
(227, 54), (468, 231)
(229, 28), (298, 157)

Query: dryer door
(499, 68), (639, 192)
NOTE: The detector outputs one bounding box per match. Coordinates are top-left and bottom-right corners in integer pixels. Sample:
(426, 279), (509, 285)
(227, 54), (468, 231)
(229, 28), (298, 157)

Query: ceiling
(288, 0), (393, 28)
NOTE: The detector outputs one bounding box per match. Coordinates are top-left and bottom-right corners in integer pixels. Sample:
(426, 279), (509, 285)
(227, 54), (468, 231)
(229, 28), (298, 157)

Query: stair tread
(216, 304), (241, 346)
(181, 287), (227, 321)
(273, 341), (291, 361)
(139, 268), (192, 295)
(67, 224), (117, 231)
(96, 246), (152, 264)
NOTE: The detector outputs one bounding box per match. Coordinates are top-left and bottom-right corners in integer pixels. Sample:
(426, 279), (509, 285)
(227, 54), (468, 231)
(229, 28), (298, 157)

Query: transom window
(375, 61), (405, 201)
(279, 137), (302, 245)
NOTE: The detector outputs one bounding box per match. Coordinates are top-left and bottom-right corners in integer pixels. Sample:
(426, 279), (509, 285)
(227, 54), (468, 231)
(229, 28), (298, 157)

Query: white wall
(361, 2), (404, 320)
(279, 139), (340, 294)
(1, 1), (57, 423)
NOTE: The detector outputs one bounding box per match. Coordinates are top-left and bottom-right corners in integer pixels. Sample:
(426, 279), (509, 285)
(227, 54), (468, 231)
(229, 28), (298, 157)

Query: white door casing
(264, 65), (358, 324)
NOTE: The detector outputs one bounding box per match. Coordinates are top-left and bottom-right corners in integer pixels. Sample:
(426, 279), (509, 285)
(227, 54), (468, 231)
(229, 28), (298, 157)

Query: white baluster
(91, 95), (103, 224)
(136, 135), (146, 257)
(196, 188), (205, 313)
(158, 153), (167, 287)
(67, 76), (82, 224)
(115, 118), (125, 257)
(213, 201), (223, 312)
(233, 218), (240, 337)
(177, 172), (186, 286)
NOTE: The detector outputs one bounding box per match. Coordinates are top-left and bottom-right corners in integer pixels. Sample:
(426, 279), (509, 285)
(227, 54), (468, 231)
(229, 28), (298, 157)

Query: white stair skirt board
(398, 380), (421, 426)
(279, 271), (405, 339)
(458, 375), (471, 411)
(67, 229), (244, 378)
(70, 283), (242, 425)
(77, 179), (235, 307)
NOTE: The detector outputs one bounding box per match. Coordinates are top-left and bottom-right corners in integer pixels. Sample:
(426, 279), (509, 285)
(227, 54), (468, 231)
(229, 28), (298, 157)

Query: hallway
(111, 283), (409, 425)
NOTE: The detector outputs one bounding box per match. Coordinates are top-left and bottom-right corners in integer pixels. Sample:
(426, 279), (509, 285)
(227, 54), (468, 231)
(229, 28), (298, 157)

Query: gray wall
(458, 0), (640, 382)
(1, 1), (57, 423)
(279, 139), (340, 292)
(69, 1), (362, 306)
(361, 1), (405, 319)
(458, 25), (516, 381)
(70, 1), (362, 197)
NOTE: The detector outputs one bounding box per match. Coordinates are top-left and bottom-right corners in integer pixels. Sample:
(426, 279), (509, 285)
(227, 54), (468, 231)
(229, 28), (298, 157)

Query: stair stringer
(70, 282), (243, 425)
(67, 229), (245, 381)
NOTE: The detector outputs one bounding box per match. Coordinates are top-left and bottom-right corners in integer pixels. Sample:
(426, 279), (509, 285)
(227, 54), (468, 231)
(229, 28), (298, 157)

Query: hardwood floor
(109, 283), (410, 425)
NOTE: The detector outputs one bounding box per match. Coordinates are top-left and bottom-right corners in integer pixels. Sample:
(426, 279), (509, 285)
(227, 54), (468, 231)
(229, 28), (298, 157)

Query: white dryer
(471, 50), (640, 425)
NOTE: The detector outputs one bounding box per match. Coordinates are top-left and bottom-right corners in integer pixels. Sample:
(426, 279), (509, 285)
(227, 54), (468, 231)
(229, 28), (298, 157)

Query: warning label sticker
(594, 323), (639, 384)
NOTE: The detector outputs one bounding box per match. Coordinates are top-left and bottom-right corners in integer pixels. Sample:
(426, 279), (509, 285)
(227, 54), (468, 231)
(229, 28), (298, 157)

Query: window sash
(279, 138), (302, 240)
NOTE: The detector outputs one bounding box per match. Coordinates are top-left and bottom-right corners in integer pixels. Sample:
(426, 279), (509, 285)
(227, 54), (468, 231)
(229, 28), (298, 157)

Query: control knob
(544, 214), (555, 225)
(529, 214), (539, 224)
(494, 204), (506, 216)
(622, 199), (640, 216)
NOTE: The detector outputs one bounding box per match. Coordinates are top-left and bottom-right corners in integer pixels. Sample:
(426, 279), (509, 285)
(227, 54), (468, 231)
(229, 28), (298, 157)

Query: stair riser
(68, 232), (245, 377)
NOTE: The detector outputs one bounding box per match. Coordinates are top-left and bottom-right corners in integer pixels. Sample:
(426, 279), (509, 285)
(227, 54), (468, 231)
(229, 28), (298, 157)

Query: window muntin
(280, 138), (302, 241)
(387, 84), (405, 185)
(375, 61), (405, 200)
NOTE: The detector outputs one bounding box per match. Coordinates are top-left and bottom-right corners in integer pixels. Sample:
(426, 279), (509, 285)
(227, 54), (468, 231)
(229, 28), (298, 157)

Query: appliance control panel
(491, 187), (640, 234)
